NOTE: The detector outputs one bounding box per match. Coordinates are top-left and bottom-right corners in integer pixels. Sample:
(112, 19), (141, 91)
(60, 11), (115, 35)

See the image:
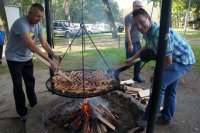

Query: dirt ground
(0, 67), (200, 133)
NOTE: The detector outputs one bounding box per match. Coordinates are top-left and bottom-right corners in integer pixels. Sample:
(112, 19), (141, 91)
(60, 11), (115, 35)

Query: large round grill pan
(46, 69), (124, 98)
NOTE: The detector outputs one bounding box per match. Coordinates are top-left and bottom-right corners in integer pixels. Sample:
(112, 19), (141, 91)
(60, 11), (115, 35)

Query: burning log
(99, 104), (115, 119)
(99, 123), (107, 133)
(63, 109), (82, 124)
(83, 117), (89, 133)
(101, 112), (119, 126)
(96, 114), (116, 130)
(96, 123), (103, 133)
(63, 99), (118, 132)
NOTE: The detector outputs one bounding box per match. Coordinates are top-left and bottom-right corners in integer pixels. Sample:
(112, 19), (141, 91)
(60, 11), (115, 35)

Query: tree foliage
(149, 0), (199, 19)
(52, 0), (120, 23)
(4, 0), (44, 15)
(148, 0), (199, 27)
(3, 0), (198, 26)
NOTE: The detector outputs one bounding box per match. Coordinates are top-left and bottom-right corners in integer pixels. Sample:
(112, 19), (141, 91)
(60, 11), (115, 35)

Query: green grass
(1, 29), (199, 75)
(174, 28), (200, 41)
(0, 44), (199, 75)
(191, 44), (200, 71)
(58, 47), (126, 71)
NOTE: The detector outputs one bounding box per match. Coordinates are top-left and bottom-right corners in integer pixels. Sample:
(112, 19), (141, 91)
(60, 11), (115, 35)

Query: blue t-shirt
(0, 31), (6, 45)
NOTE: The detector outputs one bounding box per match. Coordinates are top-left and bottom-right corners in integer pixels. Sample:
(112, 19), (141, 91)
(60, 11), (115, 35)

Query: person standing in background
(5, 3), (61, 123)
(125, 0), (145, 83)
(0, 25), (7, 65)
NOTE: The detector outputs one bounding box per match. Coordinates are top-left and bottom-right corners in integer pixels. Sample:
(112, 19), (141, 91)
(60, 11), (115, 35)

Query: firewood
(141, 97), (150, 105)
(99, 123), (107, 133)
(102, 112), (119, 126)
(99, 104), (115, 119)
(90, 126), (94, 133)
(126, 86), (143, 92)
(90, 104), (103, 114)
(96, 123), (103, 133)
(63, 123), (69, 128)
(96, 114), (115, 130)
(83, 117), (89, 133)
(120, 79), (134, 85)
(68, 115), (83, 132)
(131, 93), (137, 96)
(141, 96), (150, 101)
(138, 89), (150, 98)
(64, 109), (82, 124)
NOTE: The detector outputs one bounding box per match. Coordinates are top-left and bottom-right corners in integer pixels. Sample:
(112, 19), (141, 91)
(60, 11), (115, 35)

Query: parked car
(85, 24), (101, 34)
(95, 23), (111, 33)
(115, 22), (124, 32)
(53, 20), (80, 38)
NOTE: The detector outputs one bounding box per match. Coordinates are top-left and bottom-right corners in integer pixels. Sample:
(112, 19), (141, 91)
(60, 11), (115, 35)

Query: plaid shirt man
(143, 22), (195, 65)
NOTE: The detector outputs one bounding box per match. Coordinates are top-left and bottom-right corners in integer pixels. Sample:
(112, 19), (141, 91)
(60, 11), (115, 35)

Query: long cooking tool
(107, 58), (141, 79)
(34, 53), (73, 82)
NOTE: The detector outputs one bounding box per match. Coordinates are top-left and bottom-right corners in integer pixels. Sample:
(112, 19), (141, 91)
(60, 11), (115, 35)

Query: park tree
(148, 0), (200, 29)
(52, 0), (120, 24)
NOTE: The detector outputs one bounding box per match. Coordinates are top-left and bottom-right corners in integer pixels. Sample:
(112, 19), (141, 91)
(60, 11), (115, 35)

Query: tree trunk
(49, 0), (54, 47)
(101, 0), (117, 38)
(184, 0), (192, 34)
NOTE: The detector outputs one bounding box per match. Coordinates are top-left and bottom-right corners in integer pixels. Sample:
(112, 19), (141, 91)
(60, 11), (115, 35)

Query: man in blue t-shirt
(0, 25), (7, 65)
(126, 8), (195, 131)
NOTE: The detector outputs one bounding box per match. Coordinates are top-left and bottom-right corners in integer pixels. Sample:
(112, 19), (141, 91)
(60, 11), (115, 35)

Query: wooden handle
(133, 58), (141, 63)
(34, 53), (73, 82)
(110, 58), (141, 70)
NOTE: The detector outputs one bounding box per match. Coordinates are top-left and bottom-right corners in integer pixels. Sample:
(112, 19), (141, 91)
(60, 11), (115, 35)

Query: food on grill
(52, 70), (116, 94)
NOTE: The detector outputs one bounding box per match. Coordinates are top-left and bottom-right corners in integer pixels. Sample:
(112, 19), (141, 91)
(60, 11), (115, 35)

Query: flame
(82, 98), (91, 132)
(82, 98), (90, 117)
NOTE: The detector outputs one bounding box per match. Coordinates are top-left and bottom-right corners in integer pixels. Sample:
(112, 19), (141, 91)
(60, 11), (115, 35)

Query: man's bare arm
(21, 33), (59, 71)
(125, 25), (133, 52)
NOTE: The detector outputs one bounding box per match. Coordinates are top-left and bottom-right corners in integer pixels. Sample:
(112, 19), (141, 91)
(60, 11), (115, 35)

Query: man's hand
(127, 44), (133, 53)
(49, 60), (59, 72)
(53, 54), (62, 62)
(126, 57), (134, 66)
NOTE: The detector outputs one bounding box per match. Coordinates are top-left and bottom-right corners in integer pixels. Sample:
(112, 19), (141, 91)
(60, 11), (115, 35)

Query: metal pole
(146, 0), (172, 133)
(44, 0), (54, 78)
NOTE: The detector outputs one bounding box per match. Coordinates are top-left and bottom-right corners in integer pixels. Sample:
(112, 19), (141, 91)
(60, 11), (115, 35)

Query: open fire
(63, 98), (119, 133)
(33, 93), (143, 133)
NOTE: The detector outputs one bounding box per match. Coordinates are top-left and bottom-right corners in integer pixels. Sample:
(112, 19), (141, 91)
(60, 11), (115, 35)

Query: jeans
(7, 59), (37, 116)
(125, 41), (142, 78)
(142, 62), (193, 122)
